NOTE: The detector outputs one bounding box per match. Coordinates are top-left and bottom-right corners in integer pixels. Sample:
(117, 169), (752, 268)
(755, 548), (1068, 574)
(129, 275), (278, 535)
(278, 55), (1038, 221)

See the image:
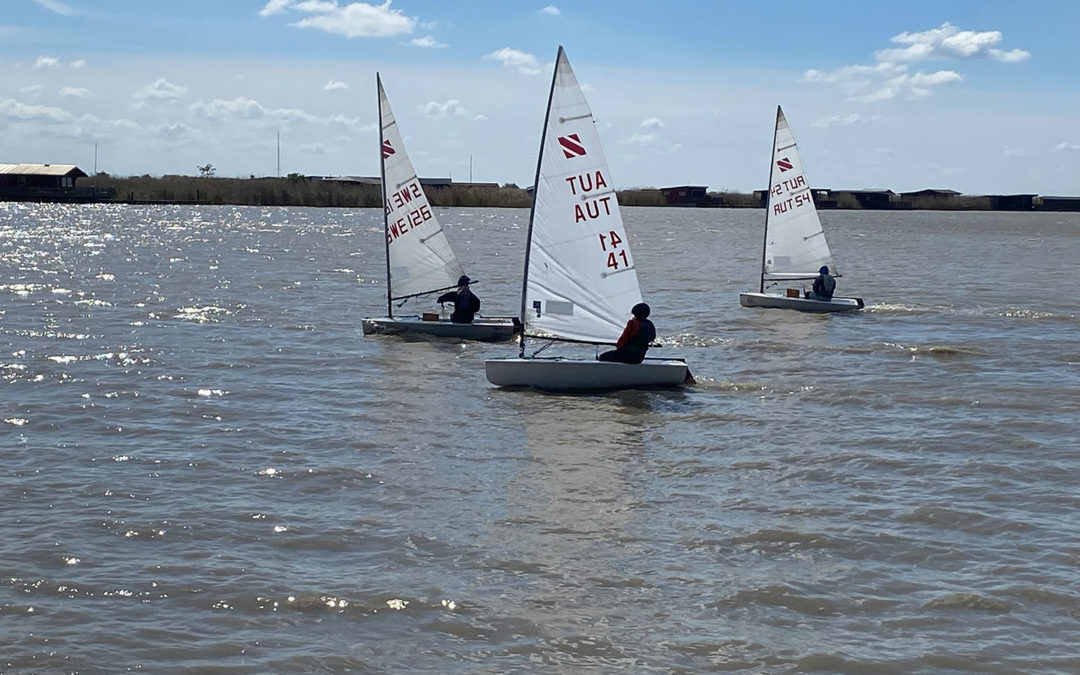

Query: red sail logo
(382, 140), (395, 160)
(558, 134), (586, 159)
(776, 157), (793, 172)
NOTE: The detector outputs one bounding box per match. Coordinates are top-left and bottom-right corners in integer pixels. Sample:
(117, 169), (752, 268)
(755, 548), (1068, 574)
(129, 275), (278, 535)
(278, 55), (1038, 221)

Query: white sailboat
(739, 105), (864, 313)
(362, 74), (518, 341)
(485, 47), (689, 390)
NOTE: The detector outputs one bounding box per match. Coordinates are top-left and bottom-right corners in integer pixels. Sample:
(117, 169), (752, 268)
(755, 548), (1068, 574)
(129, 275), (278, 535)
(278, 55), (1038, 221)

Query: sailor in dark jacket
(809, 265), (836, 301)
(437, 275), (481, 323)
(599, 302), (655, 364)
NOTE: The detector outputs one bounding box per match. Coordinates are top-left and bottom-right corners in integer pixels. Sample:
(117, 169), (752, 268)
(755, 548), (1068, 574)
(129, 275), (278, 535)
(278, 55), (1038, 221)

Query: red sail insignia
(558, 134), (587, 159)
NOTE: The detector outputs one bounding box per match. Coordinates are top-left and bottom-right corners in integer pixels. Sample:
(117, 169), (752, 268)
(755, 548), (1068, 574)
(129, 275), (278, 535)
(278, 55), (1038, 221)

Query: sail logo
(558, 134), (587, 159)
(382, 140), (396, 160)
(776, 157), (794, 172)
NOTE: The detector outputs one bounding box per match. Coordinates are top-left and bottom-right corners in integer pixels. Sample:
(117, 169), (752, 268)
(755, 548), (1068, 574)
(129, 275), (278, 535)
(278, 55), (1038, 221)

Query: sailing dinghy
(484, 47), (689, 390)
(362, 75), (518, 341)
(739, 106), (864, 313)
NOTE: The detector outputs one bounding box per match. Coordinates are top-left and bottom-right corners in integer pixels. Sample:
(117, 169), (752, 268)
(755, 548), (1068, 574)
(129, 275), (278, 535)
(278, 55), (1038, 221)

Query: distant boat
(484, 47), (689, 390)
(739, 106), (864, 313)
(361, 74), (518, 341)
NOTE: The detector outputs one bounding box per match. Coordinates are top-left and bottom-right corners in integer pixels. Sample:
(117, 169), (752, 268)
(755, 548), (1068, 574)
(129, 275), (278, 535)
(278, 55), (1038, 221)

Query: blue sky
(3, 0), (1078, 194)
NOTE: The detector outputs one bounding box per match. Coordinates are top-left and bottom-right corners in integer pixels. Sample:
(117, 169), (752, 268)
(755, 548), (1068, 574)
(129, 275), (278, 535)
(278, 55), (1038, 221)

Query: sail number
(599, 230), (630, 271)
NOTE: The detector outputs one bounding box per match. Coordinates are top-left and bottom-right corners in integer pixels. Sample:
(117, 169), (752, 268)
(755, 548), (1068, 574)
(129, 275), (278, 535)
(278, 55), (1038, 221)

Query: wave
(868, 302), (1075, 320)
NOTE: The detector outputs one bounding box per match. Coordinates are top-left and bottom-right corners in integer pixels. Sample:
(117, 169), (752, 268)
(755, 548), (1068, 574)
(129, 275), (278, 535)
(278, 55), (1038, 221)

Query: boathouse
(659, 185), (721, 207)
(0, 163), (112, 202)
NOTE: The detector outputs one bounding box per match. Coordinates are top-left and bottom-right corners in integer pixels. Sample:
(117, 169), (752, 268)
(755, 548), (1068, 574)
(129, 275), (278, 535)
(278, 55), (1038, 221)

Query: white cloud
(875, 23), (1030, 63)
(419, 99), (466, 118)
(20, 84), (43, 96)
(483, 47), (541, 76)
(298, 142), (330, 153)
(810, 112), (880, 128)
(259, 0), (294, 16)
(1055, 141), (1080, 152)
(34, 0), (78, 16)
(267, 0), (416, 38)
(619, 133), (656, 146)
(0, 98), (74, 123)
(409, 35), (447, 48)
(190, 96), (363, 127)
(640, 117), (665, 129)
(807, 22), (1027, 103)
(34, 56), (60, 69)
(324, 80), (349, 91)
(472, 114), (488, 122)
(132, 78), (188, 100)
(156, 122), (193, 139)
(1001, 147), (1026, 158)
(540, 5), (560, 16)
(70, 59), (86, 68)
(989, 48), (1030, 63)
(60, 87), (89, 98)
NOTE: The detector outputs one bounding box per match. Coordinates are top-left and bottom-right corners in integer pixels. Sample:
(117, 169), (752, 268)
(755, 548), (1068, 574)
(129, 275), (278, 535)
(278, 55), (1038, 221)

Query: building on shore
(660, 185), (722, 207)
(0, 163), (114, 202)
(1036, 196), (1080, 211)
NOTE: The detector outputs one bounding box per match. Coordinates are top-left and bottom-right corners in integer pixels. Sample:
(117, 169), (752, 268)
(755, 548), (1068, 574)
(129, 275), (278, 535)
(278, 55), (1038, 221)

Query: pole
(277, 131), (281, 178)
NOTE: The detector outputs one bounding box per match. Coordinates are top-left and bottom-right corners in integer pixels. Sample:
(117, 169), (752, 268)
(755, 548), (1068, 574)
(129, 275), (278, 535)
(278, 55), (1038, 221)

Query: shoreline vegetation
(74, 174), (1077, 211)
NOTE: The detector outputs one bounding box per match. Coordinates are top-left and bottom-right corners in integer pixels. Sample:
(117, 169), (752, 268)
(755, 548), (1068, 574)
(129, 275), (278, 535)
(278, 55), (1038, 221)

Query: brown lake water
(2, 202), (1079, 672)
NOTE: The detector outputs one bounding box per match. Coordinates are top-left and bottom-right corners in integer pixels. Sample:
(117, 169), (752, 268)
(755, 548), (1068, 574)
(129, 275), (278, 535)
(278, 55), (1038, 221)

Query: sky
(3, 0), (1079, 195)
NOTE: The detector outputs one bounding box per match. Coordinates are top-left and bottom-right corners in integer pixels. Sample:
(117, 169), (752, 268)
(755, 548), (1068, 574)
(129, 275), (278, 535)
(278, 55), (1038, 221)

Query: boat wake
(867, 302), (1075, 320)
(658, 332), (731, 349)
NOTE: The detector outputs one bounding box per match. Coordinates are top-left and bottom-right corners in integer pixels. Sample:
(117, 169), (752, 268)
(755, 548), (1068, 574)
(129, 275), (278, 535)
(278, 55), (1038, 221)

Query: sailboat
(361, 74), (519, 341)
(739, 106), (864, 313)
(484, 47), (689, 390)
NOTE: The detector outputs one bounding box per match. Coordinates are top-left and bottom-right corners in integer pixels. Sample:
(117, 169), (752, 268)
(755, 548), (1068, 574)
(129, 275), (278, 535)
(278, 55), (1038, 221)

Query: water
(2, 202), (1079, 672)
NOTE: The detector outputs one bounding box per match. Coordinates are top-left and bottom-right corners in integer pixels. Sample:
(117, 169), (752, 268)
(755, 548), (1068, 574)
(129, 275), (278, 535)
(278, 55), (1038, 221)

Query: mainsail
(762, 105), (834, 285)
(522, 47), (642, 344)
(378, 74), (464, 304)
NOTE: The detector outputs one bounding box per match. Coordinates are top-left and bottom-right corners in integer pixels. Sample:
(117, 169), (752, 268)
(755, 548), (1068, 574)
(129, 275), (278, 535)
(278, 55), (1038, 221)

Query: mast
(378, 73), (393, 318)
(759, 105), (782, 294)
(517, 45), (563, 358)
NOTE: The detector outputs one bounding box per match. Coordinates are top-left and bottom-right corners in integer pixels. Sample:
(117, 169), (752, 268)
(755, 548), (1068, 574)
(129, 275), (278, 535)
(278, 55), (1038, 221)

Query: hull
(362, 316), (519, 342)
(739, 292), (864, 313)
(485, 357), (688, 390)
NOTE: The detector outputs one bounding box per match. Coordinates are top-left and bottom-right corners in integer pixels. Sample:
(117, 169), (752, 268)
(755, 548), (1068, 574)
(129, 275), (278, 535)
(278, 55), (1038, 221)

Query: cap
(819, 266), (830, 275)
(457, 275), (471, 286)
(632, 302), (650, 319)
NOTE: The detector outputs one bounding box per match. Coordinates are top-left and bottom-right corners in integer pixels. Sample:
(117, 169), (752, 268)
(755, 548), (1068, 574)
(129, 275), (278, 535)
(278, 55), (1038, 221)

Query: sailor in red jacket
(599, 302), (655, 364)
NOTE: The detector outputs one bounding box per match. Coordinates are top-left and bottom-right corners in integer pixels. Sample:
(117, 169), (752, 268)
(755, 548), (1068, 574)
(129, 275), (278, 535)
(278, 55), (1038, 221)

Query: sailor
(599, 302), (655, 364)
(437, 275), (481, 323)
(809, 265), (836, 301)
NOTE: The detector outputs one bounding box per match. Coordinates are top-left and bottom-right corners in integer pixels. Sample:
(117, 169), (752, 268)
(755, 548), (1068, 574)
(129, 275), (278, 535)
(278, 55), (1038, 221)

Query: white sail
(523, 47), (642, 344)
(379, 75), (464, 301)
(763, 106), (834, 282)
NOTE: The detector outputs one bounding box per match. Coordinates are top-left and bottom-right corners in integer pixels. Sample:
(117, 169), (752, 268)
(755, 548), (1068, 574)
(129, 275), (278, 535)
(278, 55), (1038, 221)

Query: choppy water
(1, 202), (1079, 673)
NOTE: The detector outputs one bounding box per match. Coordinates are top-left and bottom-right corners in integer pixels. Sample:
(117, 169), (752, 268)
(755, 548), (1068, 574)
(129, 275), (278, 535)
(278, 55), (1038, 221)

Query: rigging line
(777, 142), (797, 152)
(530, 340), (556, 357)
(418, 228), (445, 244)
(392, 174), (419, 190)
(559, 113), (592, 123)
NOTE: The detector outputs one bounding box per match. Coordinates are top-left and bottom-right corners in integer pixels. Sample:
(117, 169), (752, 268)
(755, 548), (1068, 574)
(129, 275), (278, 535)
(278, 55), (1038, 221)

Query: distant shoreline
(37, 174), (1077, 212)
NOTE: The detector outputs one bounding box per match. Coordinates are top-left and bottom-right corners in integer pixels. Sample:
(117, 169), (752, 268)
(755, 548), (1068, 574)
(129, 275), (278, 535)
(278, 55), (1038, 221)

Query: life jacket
(618, 318), (655, 358)
(814, 273), (836, 298)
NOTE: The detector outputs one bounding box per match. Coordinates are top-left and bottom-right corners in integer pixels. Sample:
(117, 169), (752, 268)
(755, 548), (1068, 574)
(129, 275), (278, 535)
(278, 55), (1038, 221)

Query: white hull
(739, 292), (864, 313)
(485, 357), (688, 390)
(362, 316), (519, 342)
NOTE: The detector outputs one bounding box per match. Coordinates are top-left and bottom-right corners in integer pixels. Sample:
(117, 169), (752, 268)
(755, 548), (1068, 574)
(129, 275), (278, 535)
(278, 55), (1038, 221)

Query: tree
(198, 164), (216, 177)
